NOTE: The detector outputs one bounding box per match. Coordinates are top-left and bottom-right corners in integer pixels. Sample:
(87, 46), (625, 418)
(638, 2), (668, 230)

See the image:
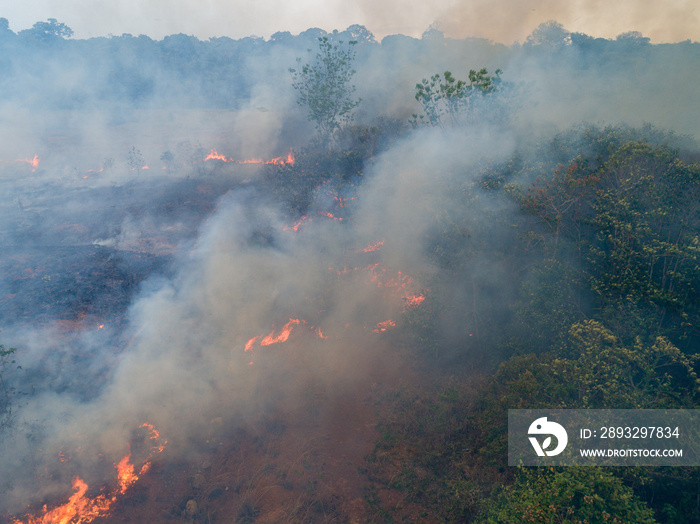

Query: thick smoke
(0, 125), (514, 513)
(0, 19), (698, 517)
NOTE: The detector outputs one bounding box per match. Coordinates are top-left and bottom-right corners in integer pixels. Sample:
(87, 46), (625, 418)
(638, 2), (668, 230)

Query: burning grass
(12, 424), (167, 524)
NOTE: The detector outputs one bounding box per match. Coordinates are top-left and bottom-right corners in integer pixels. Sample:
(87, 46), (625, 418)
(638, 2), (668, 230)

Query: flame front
(260, 318), (301, 346)
(1, 154), (41, 172)
(13, 477), (111, 524)
(283, 215), (310, 232)
(115, 455), (137, 495)
(14, 423), (166, 524)
(204, 149), (230, 162)
(204, 148), (294, 165)
(244, 318), (329, 353)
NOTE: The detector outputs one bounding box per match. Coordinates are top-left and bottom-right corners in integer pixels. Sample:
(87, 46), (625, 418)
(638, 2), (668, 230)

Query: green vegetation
(290, 36), (362, 143)
(411, 68), (503, 128)
(280, 66), (700, 520)
(360, 124), (700, 523)
(487, 467), (656, 523)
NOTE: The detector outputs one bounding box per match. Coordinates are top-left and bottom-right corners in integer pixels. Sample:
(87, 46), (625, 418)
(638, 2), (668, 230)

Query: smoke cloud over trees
(0, 16), (699, 523)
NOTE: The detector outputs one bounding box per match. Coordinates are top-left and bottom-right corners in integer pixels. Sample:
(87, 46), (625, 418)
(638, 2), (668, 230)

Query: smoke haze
(0, 15), (698, 520)
(4, 0), (699, 42)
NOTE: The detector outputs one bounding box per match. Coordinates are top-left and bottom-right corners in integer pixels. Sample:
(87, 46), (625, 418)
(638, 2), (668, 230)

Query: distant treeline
(1, 17), (698, 117)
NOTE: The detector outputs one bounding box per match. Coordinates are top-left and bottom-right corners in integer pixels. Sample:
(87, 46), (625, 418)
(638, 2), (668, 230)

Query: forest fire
(21, 155), (41, 171)
(260, 318), (301, 346)
(204, 148), (294, 165)
(361, 240), (384, 253)
(373, 320), (396, 333)
(283, 215), (311, 232)
(320, 211), (343, 221)
(0, 13), (695, 522)
(403, 294), (425, 308)
(12, 424), (166, 524)
(244, 318), (328, 352)
(1, 154), (40, 171)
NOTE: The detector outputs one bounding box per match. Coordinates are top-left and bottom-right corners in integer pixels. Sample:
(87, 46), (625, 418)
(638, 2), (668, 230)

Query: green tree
(289, 36), (361, 143)
(588, 143), (700, 343)
(20, 18), (73, 43)
(411, 68), (502, 127)
(524, 20), (572, 48)
(487, 467), (656, 523)
(517, 138), (700, 347)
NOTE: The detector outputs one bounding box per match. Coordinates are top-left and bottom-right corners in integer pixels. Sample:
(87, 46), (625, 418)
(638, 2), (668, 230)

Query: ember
(373, 320), (396, 333)
(283, 215), (311, 232)
(361, 240), (384, 253)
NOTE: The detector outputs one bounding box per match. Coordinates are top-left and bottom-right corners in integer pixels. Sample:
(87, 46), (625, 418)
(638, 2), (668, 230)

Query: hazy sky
(1, 0), (698, 42)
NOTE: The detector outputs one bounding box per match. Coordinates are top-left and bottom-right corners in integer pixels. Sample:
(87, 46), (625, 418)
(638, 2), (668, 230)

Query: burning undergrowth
(0, 17), (696, 522)
(0, 125), (512, 521)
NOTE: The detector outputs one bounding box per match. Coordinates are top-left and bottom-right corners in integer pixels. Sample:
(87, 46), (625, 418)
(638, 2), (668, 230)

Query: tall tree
(289, 36), (361, 144)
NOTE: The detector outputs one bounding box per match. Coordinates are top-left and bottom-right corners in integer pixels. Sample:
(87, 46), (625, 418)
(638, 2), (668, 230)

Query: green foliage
(465, 319), (700, 479)
(486, 467), (657, 523)
(289, 36), (361, 142)
(480, 320), (700, 413)
(22, 18), (74, 42)
(516, 137), (700, 347)
(509, 258), (587, 355)
(360, 125), (700, 524)
(411, 68), (502, 127)
(524, 20), (572, 48)
(588, 143), (700, 341)
(564, 320), (700, 409)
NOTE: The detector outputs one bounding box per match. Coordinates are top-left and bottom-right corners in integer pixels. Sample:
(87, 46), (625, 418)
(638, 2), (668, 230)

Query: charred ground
(1, 19), (699, 524)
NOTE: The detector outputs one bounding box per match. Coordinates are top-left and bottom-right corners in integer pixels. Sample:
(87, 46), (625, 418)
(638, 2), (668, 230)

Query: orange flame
(260, 318), (301, 346)
(204, 148), (294, 165)
(13, 423), (166, 524)
(320, 211), (343, 221)
(13, 477), (112, 524)
(365, 265), (414, 290)
(204, 149), (231, 162)
(58, 449), (71, 463)
(244, 336), (259, 352)
(115, 454), (137, 494)
(283, 215), (311, 232)
(361, 240), (384, 253)
(244, 319), (328, 351)
(10, 155), (40, 172)
(140, 422), (167, 454)
(373, 320), (396, 333)
(333, 196), (348, 208)
(403, 295), (425, 308)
